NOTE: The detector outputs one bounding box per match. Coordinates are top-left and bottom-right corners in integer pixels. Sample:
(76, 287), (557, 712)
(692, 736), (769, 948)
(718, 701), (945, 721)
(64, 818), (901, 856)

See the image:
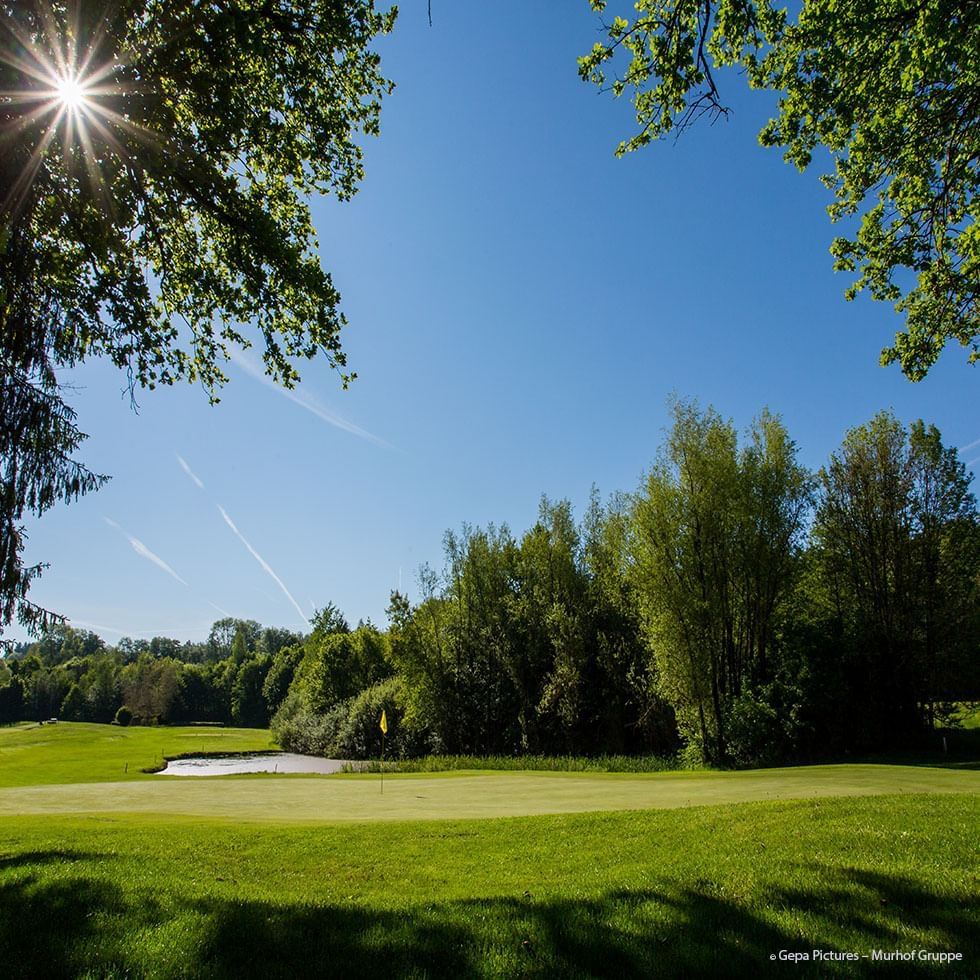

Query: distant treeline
(2, 403), (978, 766)
(0, 617), (306, 729)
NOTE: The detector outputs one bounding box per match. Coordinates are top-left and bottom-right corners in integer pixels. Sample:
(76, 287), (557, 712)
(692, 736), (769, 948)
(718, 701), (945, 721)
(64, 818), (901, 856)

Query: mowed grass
(0, 723), (977, 976)
(1, 797), (978, 977)
(0, 722), (276, 787)
(2, 763), (978, 822)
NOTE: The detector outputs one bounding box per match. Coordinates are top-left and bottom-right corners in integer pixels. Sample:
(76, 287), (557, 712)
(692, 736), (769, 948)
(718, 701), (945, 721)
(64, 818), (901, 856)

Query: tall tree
(813, 412), (979, 743)
(630, 400), (811, 762)
(580, 0), (979, 379)
(230, 654), (271, 728)
(120, 654), (180, 723)
(1, 0), (396, 635)
(581, 488), (671, 752)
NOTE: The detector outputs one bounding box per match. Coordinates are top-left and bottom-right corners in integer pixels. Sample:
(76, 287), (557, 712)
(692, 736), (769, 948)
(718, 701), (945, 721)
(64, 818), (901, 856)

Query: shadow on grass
(0, 855), (976, 978)
(0, 849), (113, 872)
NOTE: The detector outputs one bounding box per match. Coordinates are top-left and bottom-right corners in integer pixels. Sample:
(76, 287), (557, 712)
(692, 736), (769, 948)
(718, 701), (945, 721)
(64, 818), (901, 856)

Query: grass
(0, 721), (276, 787)
(1, 797), (977, 977)
(1, 762), (977, 822)
(0, 722), (977, 977)
(346, 753), (688, 773)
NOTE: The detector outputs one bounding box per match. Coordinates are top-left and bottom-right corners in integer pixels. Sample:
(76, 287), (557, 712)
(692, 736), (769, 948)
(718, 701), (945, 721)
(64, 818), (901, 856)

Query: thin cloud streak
(68, 618), (216, 638)
(230, 349), (393, 449)
(66, 619), (129, 637)
(966, 455), (980, 469)
(104, 518), (189, 587)
(176, 454), (206, 489)
(217, 504), (307, 623)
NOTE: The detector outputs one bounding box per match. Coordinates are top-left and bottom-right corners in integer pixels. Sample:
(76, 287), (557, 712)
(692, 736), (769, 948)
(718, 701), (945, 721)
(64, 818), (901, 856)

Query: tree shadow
(0, 856), (976, 978)
(0, 849), (112, 872)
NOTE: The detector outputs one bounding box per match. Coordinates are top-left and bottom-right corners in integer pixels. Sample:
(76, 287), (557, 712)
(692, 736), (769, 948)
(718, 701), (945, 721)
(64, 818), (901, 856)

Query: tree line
(2, 403), (977, 766)
(0, 617), (307, 729)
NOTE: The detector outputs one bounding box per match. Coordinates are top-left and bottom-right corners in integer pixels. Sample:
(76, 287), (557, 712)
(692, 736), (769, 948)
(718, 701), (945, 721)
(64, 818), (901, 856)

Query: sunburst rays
(0, 3), (162, 220)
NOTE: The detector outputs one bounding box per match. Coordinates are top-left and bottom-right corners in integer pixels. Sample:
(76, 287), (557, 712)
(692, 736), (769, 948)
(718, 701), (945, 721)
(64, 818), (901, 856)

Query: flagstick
(379, 709), (388, 795)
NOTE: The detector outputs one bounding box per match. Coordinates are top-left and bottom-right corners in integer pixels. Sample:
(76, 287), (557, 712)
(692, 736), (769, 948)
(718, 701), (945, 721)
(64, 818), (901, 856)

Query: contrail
(217, 504), (306, 622)
(65, 619), (129, 637)
(67, 618), (214, 638)
(176, 454), (206, 489)
(230, 349), (392, 448)
(966, 455), (980, 470)
(957, 437), (980, 454)
(104, 518), (189, 587)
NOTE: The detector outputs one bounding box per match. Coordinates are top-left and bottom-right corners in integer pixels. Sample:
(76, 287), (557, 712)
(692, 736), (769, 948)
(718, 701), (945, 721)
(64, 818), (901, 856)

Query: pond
(157, 753), (346, 776)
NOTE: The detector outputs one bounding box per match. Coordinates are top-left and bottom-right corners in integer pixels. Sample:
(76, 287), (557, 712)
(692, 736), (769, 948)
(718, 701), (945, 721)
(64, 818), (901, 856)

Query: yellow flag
(379, 709), (388, 735)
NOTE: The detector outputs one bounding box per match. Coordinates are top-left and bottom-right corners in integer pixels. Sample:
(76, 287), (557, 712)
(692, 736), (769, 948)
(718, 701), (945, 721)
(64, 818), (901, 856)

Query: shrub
(724, 685), (803, 767)
(114, 705), (133, 727)
(270, 691), (348, 756)
(334, 677), (430, 760)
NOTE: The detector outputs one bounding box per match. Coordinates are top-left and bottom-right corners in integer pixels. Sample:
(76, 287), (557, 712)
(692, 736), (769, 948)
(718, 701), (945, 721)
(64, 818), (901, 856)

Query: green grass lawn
(0, 721), (276, 787)
(2, 762), (978, 823)
(0, 723), (977, 977)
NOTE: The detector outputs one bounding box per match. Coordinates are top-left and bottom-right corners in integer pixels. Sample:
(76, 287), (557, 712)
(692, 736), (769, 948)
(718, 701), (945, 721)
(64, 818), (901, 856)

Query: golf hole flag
(380, 710), (388, 735)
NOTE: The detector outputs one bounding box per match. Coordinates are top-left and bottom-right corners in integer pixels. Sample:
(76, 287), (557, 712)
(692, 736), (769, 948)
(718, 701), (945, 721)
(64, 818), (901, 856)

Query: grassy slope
(0, 722), (276, 786)
(1, 723), (977, 977)
(1, 797), (977, 977)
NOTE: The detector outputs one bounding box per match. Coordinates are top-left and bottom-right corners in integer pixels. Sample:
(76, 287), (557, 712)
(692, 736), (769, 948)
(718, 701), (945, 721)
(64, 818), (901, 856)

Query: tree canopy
(1, 0), (395, 634)
(580, 0), (980, 380)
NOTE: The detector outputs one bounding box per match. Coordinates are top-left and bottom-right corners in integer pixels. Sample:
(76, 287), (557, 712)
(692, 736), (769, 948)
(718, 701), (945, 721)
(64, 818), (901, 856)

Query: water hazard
(157, 753), (346, 776)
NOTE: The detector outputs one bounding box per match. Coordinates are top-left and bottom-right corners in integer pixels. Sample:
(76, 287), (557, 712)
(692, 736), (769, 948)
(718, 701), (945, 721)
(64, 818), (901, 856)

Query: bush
(114, 705), (133, 727)
(334, 677), (430, 760)
(724, 685), (802, 767)
(270, 691), (348, 756)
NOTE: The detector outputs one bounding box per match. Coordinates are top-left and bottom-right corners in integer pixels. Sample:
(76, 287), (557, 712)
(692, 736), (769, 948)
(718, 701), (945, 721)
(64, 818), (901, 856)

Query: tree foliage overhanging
(0, 0), (396, 635)
(579, 0), (980, 380)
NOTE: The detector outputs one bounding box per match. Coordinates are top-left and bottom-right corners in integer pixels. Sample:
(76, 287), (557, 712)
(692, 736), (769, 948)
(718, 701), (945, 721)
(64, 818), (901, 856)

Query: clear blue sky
(10, 2), (978, 644)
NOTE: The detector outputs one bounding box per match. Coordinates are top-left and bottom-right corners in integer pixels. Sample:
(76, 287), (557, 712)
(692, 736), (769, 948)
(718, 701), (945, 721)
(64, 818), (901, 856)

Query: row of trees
(2, 404), (977, 765)
(271, 404), (978, 765)
(630, 404), (978, 762)
(0, 616), (307, 727)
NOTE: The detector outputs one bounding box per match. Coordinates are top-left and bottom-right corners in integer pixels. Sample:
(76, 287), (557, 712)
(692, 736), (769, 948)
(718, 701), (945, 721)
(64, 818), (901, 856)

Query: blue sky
(10, 2), (978, 644)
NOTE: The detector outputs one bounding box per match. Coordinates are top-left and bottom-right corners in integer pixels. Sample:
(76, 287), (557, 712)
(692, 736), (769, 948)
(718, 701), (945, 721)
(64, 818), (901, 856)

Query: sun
(54, 73), (90, 112)
(1, 18), (150, 218)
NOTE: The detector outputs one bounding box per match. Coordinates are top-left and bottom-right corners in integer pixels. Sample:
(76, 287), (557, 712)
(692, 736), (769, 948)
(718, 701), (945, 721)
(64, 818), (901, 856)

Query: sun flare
(0, 13), (141, 218)
(54, 73), (89, 112)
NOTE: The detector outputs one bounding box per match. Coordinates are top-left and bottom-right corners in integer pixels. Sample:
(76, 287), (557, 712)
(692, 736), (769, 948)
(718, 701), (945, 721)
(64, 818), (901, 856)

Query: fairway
(1, 724), (978, 976)
(0, 722), (277, 787)
(2, 795), (978, 977)
(1, 762), (977, 822)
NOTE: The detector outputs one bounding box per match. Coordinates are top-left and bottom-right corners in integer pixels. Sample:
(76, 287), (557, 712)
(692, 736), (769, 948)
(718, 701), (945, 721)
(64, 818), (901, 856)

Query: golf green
(1, 763), (976, 822)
